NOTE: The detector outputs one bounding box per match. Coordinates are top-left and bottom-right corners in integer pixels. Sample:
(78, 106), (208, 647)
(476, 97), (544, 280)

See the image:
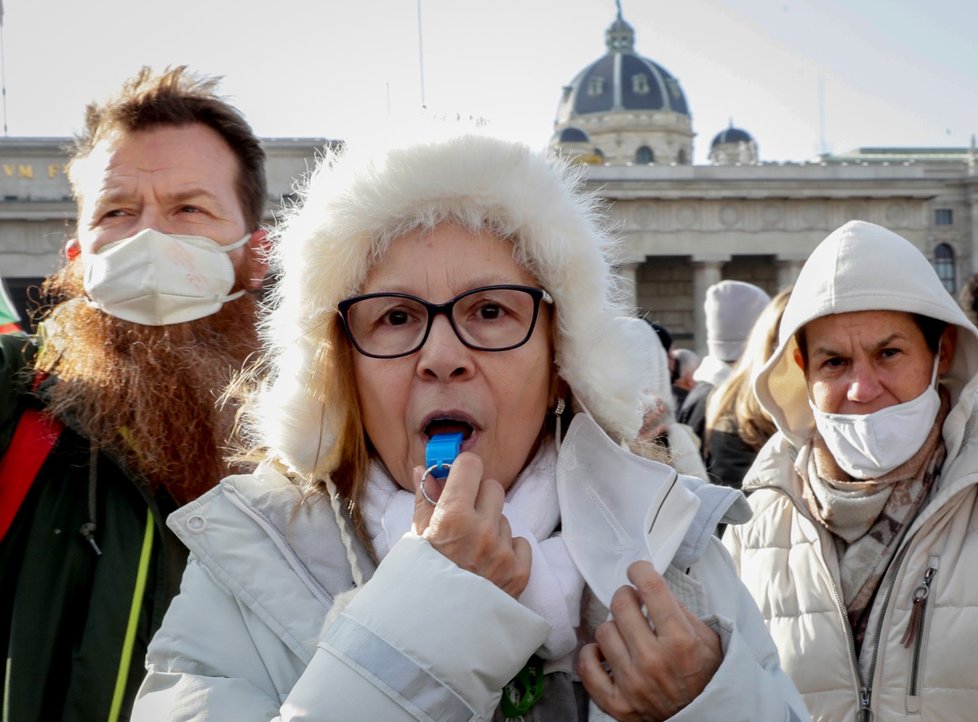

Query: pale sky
(6, 0), (977, 164)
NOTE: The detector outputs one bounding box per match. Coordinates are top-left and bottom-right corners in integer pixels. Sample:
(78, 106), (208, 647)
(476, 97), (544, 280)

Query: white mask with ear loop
(83, 228), (251, 326)
(809, 348), (942, 479)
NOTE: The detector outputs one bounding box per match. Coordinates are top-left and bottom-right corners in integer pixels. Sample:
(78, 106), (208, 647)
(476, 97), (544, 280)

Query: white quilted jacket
(724, 221), (978, 721)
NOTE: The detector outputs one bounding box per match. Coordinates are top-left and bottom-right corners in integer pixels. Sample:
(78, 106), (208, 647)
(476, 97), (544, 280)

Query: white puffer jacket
(724, 221), (978, 721)
(133, 414), (809, 721)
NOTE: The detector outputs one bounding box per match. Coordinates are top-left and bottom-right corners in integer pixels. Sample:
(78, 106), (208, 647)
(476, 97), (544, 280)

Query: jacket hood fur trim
(255, 134), (657, 477)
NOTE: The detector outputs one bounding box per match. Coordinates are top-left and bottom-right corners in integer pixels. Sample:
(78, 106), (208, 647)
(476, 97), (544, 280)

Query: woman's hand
(411, 452), (532, 598)
(579, 561), (722, 721)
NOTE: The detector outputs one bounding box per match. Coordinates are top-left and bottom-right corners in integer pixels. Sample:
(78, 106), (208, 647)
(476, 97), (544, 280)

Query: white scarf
(362, 441), (584, 664)
(691, 354), (733, 387)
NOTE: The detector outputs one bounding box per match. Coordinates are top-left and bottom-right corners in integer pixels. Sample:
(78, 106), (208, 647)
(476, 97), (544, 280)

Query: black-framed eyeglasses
(338, 284), (554, 359)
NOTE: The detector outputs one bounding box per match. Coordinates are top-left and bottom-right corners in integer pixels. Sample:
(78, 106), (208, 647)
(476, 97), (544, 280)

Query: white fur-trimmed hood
(254, 133), (657, 478)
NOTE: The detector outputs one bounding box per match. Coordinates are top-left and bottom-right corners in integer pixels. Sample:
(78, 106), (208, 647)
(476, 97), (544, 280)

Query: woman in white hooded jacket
(132, 132), (808, 721)
(724, 220), (978, 720)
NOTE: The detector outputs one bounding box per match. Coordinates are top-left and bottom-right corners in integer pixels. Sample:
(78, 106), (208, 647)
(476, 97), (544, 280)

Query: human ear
(65, 238), (81, 261)
(792, 346), (805, 371)
(938, 325), (958, 375)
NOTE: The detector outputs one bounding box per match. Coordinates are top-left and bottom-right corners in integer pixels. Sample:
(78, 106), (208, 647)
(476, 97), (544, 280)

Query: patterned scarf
(798, 388), (949, 651)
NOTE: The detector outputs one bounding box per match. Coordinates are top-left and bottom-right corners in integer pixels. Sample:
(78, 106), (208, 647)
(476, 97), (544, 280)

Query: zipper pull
(900, 594), (924, 648)
(900, 565), (936, 648)
(79, 521), (103, 556)
(859, 686), (873, 722)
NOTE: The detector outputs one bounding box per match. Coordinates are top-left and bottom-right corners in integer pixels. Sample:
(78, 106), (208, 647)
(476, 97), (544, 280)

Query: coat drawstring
(79, 440), (102, 556)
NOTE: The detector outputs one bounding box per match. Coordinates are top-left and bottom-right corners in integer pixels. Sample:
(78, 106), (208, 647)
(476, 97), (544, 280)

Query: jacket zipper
(824, 552), (873, 722)
(901, 557), (939, 698)
(854, 531), (921, 722)
(858, 687), (872, 722)
(751, 484), (937, 721)
(747, 460), (978, 721)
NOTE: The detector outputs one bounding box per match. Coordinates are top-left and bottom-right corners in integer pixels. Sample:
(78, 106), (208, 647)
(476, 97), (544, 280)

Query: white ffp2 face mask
(810, 352), (942, 479)
(83, 228), (250, 326)
(556, 412), (701, 607)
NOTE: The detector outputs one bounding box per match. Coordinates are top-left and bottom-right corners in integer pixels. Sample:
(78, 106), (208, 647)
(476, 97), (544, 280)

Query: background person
(647, 320), (678, 403)
(671, 347), (700, 408)
(677, 280), (770, 444)
(133, 133), (808, 722)
(638, 323), (710, 481)
(0, 66), (268, 722)
(703, 287), (790, 490)
(724, 220), (978, 720)
(959, 272), (978, 327)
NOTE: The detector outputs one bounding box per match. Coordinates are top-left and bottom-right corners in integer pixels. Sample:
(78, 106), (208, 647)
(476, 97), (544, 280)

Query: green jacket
(0, 333), (187, 722)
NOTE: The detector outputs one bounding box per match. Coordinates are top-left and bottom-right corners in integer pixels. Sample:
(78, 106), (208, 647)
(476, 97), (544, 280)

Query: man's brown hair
(66, 65), (267, 229)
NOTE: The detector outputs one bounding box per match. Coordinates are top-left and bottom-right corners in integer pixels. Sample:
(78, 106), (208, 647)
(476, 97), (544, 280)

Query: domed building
(547, 7), (976, 353)
(0, 12), (973, 355)
(550, 9), (693, 166)
(709, 122), (759, 165)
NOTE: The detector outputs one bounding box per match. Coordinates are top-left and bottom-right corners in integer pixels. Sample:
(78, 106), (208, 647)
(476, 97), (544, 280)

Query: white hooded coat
(723, 220), (978, 720)
(132, 134), (809, 721)
(133, 424), (809, 721)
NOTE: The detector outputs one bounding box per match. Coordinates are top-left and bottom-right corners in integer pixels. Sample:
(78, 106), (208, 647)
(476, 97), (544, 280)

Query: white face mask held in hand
(810, 351), (942, 480)
(556, 411), (701, 608)
(83, 228), (251, 326)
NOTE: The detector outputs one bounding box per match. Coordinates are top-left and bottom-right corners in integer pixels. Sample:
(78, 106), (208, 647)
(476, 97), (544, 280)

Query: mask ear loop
(216, 233), (255, 304)
(222, 232), (254, 253)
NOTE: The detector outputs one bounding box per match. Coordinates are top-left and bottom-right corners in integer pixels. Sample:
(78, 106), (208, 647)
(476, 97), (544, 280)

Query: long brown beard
(34, 262), (261, 505)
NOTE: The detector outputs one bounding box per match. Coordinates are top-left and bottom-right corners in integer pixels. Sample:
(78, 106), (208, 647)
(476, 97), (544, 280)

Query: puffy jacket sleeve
(669, 540), (811, 722)
(721, 513), (746, 574)
(133, 535), (551, 721)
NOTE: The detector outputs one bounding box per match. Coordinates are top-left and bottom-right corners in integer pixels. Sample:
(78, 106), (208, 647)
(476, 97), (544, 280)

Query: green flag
(0, 276), (21, 333)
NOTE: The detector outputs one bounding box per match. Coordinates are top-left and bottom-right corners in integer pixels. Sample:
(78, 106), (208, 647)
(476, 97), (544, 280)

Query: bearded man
(0, 66), (267, 722)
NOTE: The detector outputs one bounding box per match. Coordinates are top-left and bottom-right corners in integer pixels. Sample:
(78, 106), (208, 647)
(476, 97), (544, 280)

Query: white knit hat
(253, 133), (658, 478)
(705, 280), (771, 362)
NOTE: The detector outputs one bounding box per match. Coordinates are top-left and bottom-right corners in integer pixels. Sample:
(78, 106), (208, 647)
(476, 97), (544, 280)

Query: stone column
(776, 256), (807, 292)
(970, 186), (978, 275)
(691, 256), (727, 356)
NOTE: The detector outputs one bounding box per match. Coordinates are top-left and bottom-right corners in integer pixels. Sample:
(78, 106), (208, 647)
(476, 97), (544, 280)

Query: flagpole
(0, 0), (7, 136)
(416, 0), (426, 109)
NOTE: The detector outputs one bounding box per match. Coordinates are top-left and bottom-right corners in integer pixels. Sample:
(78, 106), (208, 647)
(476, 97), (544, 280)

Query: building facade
(3, 12), (976, 352)
(551, 10), (978, 352)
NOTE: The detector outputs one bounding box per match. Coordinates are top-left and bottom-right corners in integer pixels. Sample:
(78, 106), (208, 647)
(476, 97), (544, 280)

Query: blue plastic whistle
(425, 432), (463, 479)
